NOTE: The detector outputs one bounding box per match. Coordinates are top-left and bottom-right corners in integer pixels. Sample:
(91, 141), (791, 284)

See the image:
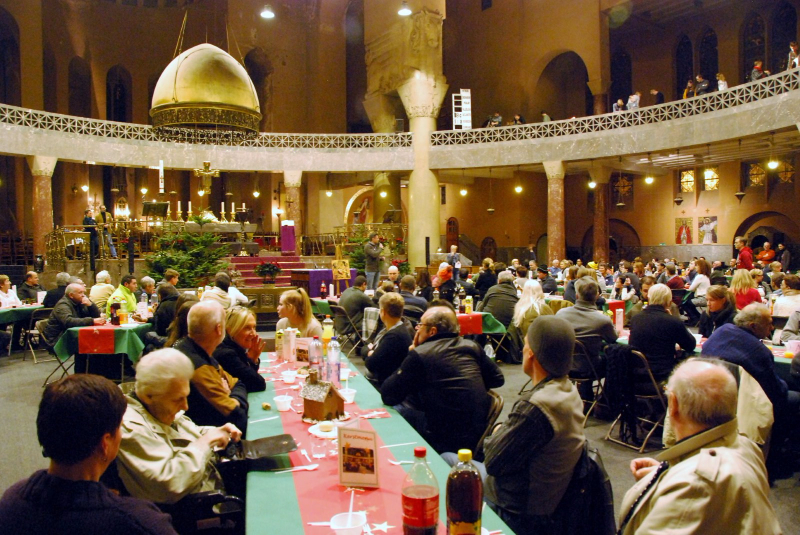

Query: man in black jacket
(335, 275), (373, 337)
(399, 275), (428, 311)
(17, 271), (45, 302)
(477, 271), (519, 328)
(364, 292), (413, 387)
(381, 305), (505, 454)
(536, 267), (558, 294)
(174, 301), (249, 436)
(42, 283), (104, 344)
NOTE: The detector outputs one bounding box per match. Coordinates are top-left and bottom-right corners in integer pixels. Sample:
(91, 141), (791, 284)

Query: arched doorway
(0, 6), (20, 234)
(698, 27), (718, 86)
(532, 51), (591, 121)
(106, 65), (132, 122)
(675, 35), (693, 99)
(446, 217), (459, 250)
(733, 211), (800, 262)
(480, 237), (497, 261)
(345, 0), (370, 133)
(535, 234), (548, 266)
(741, 12), (766, 81)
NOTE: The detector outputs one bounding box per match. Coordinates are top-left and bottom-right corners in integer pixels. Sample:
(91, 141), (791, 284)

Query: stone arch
(0, 5), (21, 106)
(697, 27), (718, 85)
(609, 48), (632, 107)
(741, 12), (766, 82)
(770, 2), (798, 73)
(733, 211), (800, 250)
(244, 47), (274, 132)
(106, 65), (132, 122)
(580, 219), (640, 262)
(531, 51), (591, 121)
(675, 34), (693, 99)
(69, 57), (92, 118)
(344, 186), (407, 226)
(535, 234), (548, 266)
(480, 237), (497, 261)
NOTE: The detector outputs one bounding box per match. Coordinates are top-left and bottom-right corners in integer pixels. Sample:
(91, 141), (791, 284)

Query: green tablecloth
(245, 355), (511, 534)
(477, 311), (506, 334)
(53, 323), (152, 363)
(0, 305), (42, 324)
(311, 298), (333, 317)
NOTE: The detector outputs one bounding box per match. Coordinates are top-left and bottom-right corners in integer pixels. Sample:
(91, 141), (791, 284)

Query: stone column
(543, 161), (566, 263)
(587, 80), (610, 115)
(283, 170), (303, 251)
(364, 94), (403, 223)
(398, 74), (448, 268)
(589, 164), (612, 263)
(26, 156), (58, 258)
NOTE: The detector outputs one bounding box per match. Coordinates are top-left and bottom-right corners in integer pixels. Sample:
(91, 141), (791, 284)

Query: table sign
(295, 337), (311, 362)
(37, 291), (46, 305)
(338, 427), (380, 488)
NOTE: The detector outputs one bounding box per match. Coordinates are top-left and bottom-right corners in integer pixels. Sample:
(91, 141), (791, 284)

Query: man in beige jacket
(618, 358), (782, 534)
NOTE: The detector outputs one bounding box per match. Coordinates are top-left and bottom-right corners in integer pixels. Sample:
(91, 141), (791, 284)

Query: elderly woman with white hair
(135, 276), (156, 304)
(116, 348), (241, 505)
(89, 270), (115, 309)
(628, 283), (697, 383)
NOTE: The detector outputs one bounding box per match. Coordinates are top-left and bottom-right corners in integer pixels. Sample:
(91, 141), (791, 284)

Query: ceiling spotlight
(260, 4), (275, 19)
(252, 190), (260, 198)
(767, 159), (779, 170)
(325, 190), (333, 197)
(81, 184), (89, 192)
(140, 186), (148, 195)
(379, 191), (388, 198)
(460, 188), (467, 196)
(398, 1), (412, 16)
(514, 185), (523, 193)
(645, 176), (654, 184)
(588, 180), (597, 189)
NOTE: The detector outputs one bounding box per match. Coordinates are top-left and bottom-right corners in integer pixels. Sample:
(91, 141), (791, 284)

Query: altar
(290, 268), (357, 297)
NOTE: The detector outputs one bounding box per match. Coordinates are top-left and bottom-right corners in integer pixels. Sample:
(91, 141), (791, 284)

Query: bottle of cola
(446, 449), (482, 534)
(402, 447), (439, 535)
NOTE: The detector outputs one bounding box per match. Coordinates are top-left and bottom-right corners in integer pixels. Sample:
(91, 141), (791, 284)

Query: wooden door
(480, 236), (497, 260)
(446, 217), (459, 250)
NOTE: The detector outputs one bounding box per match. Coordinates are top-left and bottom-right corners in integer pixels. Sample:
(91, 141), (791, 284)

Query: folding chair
(604, 350), (667, 453)
(568, 340), (607, 427)
(22, 308), (55, 363)
(474, 390), (504, 461)
(40, 324), (73, 387)
(329, 304), (367, 358)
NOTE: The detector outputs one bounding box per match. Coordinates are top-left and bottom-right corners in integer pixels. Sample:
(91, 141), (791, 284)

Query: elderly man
(107, 274), (138, 315)
(335, 275), (373, 337)
(618, 359), (781, 534)
(116, 348), (241, 504)
(476, 270), (519, 328)
(381, 305), (504, 454)
(175, 301), (248, 435)
(386, 265), (400, 287)
(43, 272), (71, 308)
(201, 272), (233, 310)
(364, 293), (414, 387)
(482, 316), (585, 535)
(89, 270), (115, 310)
(17, 271), (44, 302)
(42, 283), (104, 344)
(549, 259), (561, 278)
(757, 241), (776, 264)
(135, 276), (156, 304)
(735, 236), (754, 270)
(536, 266), (558, 294)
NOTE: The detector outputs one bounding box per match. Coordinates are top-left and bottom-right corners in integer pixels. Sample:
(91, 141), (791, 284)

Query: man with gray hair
(135, 276), (156, 304)
(618, 359), (781, 534)
(43, 271), (71, 308)
(381, 305), (504, 454)
(117, 348), (241, 504)
(89, 270), (114, 310)
(42, 283), (104, 344)
(174, 301), (249, 435)
(476, 270), (519, 328)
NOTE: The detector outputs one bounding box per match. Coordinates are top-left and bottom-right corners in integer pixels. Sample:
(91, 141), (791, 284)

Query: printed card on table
(295, 338), (311, 362)
(338, 427), (380, 488)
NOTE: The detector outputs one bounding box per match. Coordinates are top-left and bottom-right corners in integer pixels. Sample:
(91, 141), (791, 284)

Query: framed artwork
(676, 218), (693, 245)
(698, 216), (718, 244)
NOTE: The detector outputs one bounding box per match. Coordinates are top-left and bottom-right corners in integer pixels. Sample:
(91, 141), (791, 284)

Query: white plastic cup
(273, 395), (292, 411)
(340, 388), (356, 404)
(330, 512), (367, 535)
(693, 333), (703, 344)
(282, 371), (297, 384)
(339, 367), (350, 382)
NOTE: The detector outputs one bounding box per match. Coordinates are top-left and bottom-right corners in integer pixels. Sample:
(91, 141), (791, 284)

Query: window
(680, 170), (695, 192)
(698, 28), (719, 83)
(612, 174), (632, 203)
(675, 35), (693, 99)
(702, 167), (719, 191)
(771, 3), (798, 73)
(776, 159), (795, 183)
(747, 163), (766, 187)
(440, 185), (446, 205)
(481, 0), (492, 10)
(742, 13), (766, 80)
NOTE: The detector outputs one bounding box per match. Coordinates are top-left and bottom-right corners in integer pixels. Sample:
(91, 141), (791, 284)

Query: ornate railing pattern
(430, 68), (800, 146)
(0, 105), (412, 148)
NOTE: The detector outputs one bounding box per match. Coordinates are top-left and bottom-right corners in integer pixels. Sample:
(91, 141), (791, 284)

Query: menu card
(338, 427), (380, 488)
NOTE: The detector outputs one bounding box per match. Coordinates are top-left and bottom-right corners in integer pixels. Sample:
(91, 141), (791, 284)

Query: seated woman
(164, 294), (200, 348)
(0, 374), (176, 534)
(682, 258), (711, 325)
(436, 264), (457, 303)
(276, 288), (322, 337)
(212, 307), (266, 393)
(474, 258), (497, 300)
(364, 292), (413, 387)
(117, 349), (242, 505)
(730, 269), (762, 310)
(415, 270), (434, 302)
(511, 280), (554, 335)
(562, 265), (580, 303)
(152, 283), (179, 337)
(697, 285), (737, 339)
(773, 274), (800, 317)
(629, 284), (696, 383)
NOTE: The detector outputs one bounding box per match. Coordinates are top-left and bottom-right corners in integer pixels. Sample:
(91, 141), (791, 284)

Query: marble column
(364, 94), (403, 223)
(283, 171), (303, 252)
(26, 156), (58, 259)
(543, 161), (566, 263)
(589, 164), (612, 263)
(398, 74), (449, 268)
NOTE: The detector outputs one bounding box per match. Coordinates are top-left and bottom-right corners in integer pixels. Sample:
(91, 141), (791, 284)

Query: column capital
(26, 155), (58, 177)
(398, 74), (449, 119)
(363, 94), (398, 133)
(283, 170), (302, 188)
(587, 78), (611, 96)
(588, 164), (612, 184)
(543, 161), (565, 181)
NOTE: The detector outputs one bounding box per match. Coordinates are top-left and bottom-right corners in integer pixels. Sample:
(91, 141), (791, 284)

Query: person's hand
(247, 334), (265, 363)
(131, 313), (145, 323)
(220, 423), (242, 443)
(81, 296), (92, 306)
(630, 457), (660, 480)
(93, 317), (106, 325)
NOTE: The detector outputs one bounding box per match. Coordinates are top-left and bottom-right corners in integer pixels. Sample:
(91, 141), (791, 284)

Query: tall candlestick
(188, 201), (192, 213)
(232, 202), (236, 213)
(221, 202), (225, 214)
(242, 203), (246, 210)
(177, 201), (181, 213)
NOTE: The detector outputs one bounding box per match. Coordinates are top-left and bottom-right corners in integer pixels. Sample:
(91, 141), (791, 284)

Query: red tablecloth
(457, 313), (483, 335)
(78, 325), (116, 354)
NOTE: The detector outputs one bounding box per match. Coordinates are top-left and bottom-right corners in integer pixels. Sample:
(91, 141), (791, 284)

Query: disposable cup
(693, 334), (703, 343)
(339, 368), (350, 382)
(330, 512), (367, 535)
(274, 395), (292, 411)
(340, 388), (356, 404)
(282, 371), (298, 384)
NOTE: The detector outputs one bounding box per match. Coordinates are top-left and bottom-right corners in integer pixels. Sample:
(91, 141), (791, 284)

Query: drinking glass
(311, 438), (327, 459)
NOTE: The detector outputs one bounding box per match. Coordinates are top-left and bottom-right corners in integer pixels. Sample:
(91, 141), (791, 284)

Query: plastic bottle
(322, 315), (334, 356)
(326, 336), (341, 387)
(197, 286), (204, 299)
(309, 335), (322, 374)
(453, 294), (461, 312)
(320, 281), (328, 299)
(402, 446), (440, 535)
(275, 330), (284, 362)
(433, 288), (440, 301)
(137, 292), (149, 318)
(464, 296), (473, 314)
(446, 449), (482, 534)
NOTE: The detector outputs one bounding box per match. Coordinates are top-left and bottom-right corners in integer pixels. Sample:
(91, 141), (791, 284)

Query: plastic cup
(340, 388), (356, 404)
(282, 371), (297, 384)
(118, 312), (128, 324)
(273, 395), (292, 411)
(330, 512), (367, 535)
(339, 368), (350, 382)
(693, 334), (703, 344)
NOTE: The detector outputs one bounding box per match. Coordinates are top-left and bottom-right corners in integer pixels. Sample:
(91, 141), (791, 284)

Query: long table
(0, 305), (42, 324)
(53, 323), (152, 364)
(246, 355), (511, 534)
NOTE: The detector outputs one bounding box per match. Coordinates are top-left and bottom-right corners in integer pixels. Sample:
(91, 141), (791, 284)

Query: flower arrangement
(392, 259), (411, 276)
(255, 261), (282, 282)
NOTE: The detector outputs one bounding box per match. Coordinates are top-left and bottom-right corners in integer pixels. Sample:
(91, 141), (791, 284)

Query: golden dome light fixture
(460, 188), (467, 196)
(398, 1), (412, 16)
(767, 132), (779, 169)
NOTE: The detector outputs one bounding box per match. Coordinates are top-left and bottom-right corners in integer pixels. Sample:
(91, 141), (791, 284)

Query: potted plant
(255, 261), (282, 286)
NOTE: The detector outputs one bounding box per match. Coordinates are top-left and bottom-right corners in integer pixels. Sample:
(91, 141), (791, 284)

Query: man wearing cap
(482, 316), (585, 535)
(536, 266), (558, 294)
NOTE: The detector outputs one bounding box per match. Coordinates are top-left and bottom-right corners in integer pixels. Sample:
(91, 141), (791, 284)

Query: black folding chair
(330, 304), (367, 358)
(568, 340), (607, 427)
(22, 308), (55, 364)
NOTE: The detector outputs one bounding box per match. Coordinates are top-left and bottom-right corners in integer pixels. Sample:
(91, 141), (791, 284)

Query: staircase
(227, 256), (305, 287)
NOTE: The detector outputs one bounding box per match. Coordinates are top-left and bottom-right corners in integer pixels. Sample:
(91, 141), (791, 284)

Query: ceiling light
(398, 1), (412, 16)
(260, 5), (275, 19)
(588, 180), (597, 189)
(767, 159), (779, 170)
(645, 176), (654, 184)
(273, 207), (284, 216)
(379, 191), (387, 198)
(514, 185), (522, 193)
(326, 190), (333, 197)
(197, 188), (205, 196)
(460, 188), (467, 196)
(81, 184), (89, 192)
(252, 190), (260, 198)
(140, 186), (148, 195)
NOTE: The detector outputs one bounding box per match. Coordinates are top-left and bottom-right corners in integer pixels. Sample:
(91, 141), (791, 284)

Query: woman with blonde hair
(276, 288), (322, 337)
(212, 306), (266, 392)
(512, 280), (554, 334)
(475, 257), (497, 300)
(716, 72), (728, 90)
(730, 269), (761, 309)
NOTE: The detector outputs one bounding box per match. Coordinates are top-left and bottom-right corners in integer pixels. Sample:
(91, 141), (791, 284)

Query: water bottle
(309, 336), (322, 375)
(433, 288), (440, 301)
(137, 292), (148, 318)
(327, 336), (341, 387)
(402, 447), (439, 535)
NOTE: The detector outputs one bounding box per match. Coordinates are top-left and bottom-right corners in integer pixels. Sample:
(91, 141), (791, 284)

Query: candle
(231, 202), (235, 213)
(242, 203), (246, 210)
(177, 201), (181, 213)
(188, 201), (192, 213)
(221, 202), (225, 214)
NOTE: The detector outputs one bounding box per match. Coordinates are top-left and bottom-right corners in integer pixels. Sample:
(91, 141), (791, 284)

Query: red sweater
(737, 247), (754, 270)
(734, 288), (761, 310)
